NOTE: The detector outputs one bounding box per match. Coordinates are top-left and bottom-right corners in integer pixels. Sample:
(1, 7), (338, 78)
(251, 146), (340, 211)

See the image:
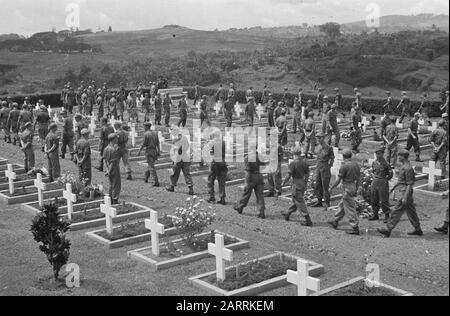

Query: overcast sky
(0, 0), (448, 36)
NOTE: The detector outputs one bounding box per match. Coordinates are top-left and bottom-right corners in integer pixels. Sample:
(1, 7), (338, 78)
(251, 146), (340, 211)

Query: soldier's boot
(258, 212), (266, 219)
(127, 173), (133, 181)
(218, 198), (226, 205)
(346, 227), (360, 235)
(368, 213), (380, 221)
(188, 186), (195, 196)
(166, 185), (175, 192)
(407, 229), (423, 236)
(144, 171), (150, 183)
(153, 180), (160, 187)
(7, 137), (11, 144)
(281, 211), (291, 222)
(301, 215), (313, 227)
(233, 205), (243, 215)
(434, 222), (449, 234)
(70, 153), (75, 162)
(383, 213), (390, 224)
(12, 138), (16, 146)
(377, 227), (391, 238)
(327, 220), (339, 230)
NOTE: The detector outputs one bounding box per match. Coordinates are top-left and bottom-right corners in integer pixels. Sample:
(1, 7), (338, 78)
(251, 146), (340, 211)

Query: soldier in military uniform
(7, 103), (21, 146)
(334, 88), (342, 109)
(127, 91), (139, 123)
(96, 93), (104, 120)
(1, 101), (12, 143)
(266, 144), (283, 198)
(430, 120), (448, 177)
(166, 128), (194, 195)
(397, 91), (411, 123)
(234, 148), (266, 219)
(163, 93), (172, 127)
(266, 94), (276, 128)
(405, 112), (422, 162)
(177, 95), (188, 128)
(350, 107), (362, 153)
(139, 122), (160, 186)
(304, 112), (316, 159)
(328, 148), (361, 235)
(17, 103), (33, 132)
(193, 83), (201, 105)
(74, 113), (88, 142)
(34, 105), (50, 152)
(200, 95), (210, 127)
(245, 97), (257, 127)
(45, 123), (61, 182)
(369, 147), (394, 223)
(207, 131), (228, 205)
(115, 122), (133, 180)
(281, 146), (312, 226)
(383, 119), (399, 168)
(96, 118), (115, 172)
(104, 133), (121, 204)
(435, 208), (449, 235)
(76, 128), (92, 185)
(276, 109), (288, 147)
(312, 132), (334, 209)
(291, 96), (302, 134)
(142, 93), (152, 122)
(20, 122), (35, 172)
(303, 100), (314, 121)
(228, 83), (236, 103)
(60, 110), (75, 161)
(321, 96), (332, 134)
(378, 149), (423, 238)
(326, 103), (340, 148)
(245, 86), (254, 102)
(315, 88), (324, 115)
(380, 112), (391, 144)
(224, 97), (234, 128)
(154, 94), (163, 125)
(382, 91), (394, 115)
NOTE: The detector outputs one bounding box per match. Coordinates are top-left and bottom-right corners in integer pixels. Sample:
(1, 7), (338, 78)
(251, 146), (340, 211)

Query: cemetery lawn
(322, 279), (399, 296)
(2, 186), (38, 197)
(70, 203), (144, 224)
(422, 180), (449, 192)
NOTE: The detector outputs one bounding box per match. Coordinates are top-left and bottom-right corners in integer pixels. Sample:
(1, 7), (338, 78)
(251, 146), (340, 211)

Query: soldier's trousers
(314, 164), (331, 204)
(267, 163), (282, 194)
(327, 124), (340, 147)
(305, 135), (316, 155)
(109, 167), (121, 202)
(178, 110), (187, 127)
(246, 114), (254, 127)
(286, 185), (309, 217)
(79, 162), (92, 186)
(268, 110), (275, 127)
(118, 147), (132, 174)
(386, 143), (398, 167)
(10, 126), (19, 142)
(292, 112), (302, 132)
(99, 146), (107, 169)
(146, 155), (159, 184)
(237, 172), (265, 216)
(431, 147), (448, 176)
(208, 164), (227, 200)
(387, 199), (421, 232)
(48, 155), (61, 181)
(225, 112), (233, 127)
(61, 135), (74, 157)
(170, 161), (193, 187)
(155, 111), (162, 125)
(164, 111), (171, 126)
(24, 148), (35, 172)
(334, 182), (359, 228)
(371, 179), (391, 215)
(406, 134), (420, 159)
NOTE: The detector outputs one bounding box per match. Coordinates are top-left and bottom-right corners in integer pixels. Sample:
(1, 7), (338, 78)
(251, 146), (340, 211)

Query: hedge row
(2, 86), (444, 117)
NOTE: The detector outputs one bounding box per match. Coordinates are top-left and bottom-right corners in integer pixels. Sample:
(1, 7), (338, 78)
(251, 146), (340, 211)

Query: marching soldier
(266, 144), (283, 198)
(315, 88), (324, 114)
(321, 96), (331, 134)
(281, 146), (312, 226)
(7, 103), (21, 146)
(1, 101), (12, 143)
(326, 103), (340, 148)
(328, 148), (361, 235)
(60, 110), (75, 161)
(383, 119), (399, 168)
(276, 109), (288, 147)
(104, 133), (121, 204)
(96, 118), (115, 171)
(18, 103), (33, 132)
(291, 96), (302, 134)
(234, 148), (266, 219)
(207, 131), (228, 205)
(397, 91), (411, 123)
(142, 93), (152, 122)
(405, 112), (422, 162)
(166, 128), (194, 195)
(434, 208), (449, 235)
(200, 95), (210, 127)
(224, 97), (234, 128)
(383, 91), (394, 115)
(76, 128), (92, 185)
(163, 93), (172, 127)
(368, 147), (393, 223)
(138, 122), (160, 186)
(45, 123), (61, 182)
(430, 120), (448, 177)
(378, 149), (423, 238)
(114, 122), (133, 180)
(245, 97), (257, 127)
(304, 112), (316, 159)
(127, 91), (138, 123)
(312, 132), (334, 209)
(34, 105), (50, 152)
(228, 83), (236, 102)
(334, 88), (343, 109)
(20, 122), (35, 172)
(267, 94), (276, 128)
(177, 95), (188, 128)
(154, 93), (163, 126)
(350, 105), (362, 153)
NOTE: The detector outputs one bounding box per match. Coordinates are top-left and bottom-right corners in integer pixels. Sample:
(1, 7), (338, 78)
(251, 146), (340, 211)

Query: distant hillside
(0, 34), (22, 42)
(342, 14), (449, 33)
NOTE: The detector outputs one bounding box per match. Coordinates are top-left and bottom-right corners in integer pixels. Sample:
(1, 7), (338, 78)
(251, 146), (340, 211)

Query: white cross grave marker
(130, 123), (138, 147)
(286, 259), (321, 296)
(256, 103), (264, 121)
(214, 102), (222, 116)
(145, 210), (165, 256)
(234, 102), (242, 119)
(196, 102), (202, 115)
(63, 183), (77, 220)
(331, 147), (343, 181)
(208, 233), (234, 282)
(89, 116), (96, 136)
(368, 153), (377, 166)
(395, 118), (404, 129)
(427, 122), (438, 133)
(48, 105), (52, 117)
(53, 113), (60, 124)
(100, 195), (117, 235)
(423, 161), (442, 190)
(361, 116), (370, 132)
(34, 173), (47, 207)
(5, 164), (16, 195)
(158, 131), (164, 151)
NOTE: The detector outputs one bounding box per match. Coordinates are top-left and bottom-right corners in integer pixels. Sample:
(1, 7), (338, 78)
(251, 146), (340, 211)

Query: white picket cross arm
(287, 259), (321, 296)
(208, 234), (233, 282)
(144, 210), (165, 256)
(100, 195), (117, 235)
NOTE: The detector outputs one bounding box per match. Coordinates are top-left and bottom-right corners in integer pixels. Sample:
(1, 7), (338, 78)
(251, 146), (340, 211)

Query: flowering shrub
(57, 172), (85, 195)
(359, 166), (373, 204)
(174, 196), (216, 245)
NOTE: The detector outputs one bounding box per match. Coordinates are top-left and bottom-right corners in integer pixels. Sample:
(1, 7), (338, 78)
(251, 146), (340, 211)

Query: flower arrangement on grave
(81, 184), (104, 199)
(57, 173), (85, 195)
(30, 203), (71, 281)
(173, 196), (216, 246)
(26, 167), (48, 177)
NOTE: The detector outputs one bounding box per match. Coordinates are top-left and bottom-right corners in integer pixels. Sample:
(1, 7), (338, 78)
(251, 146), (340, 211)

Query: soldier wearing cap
(397, 91), (411, 123)
(245, 86), (254, 103)
(74, 113), (88, 142)
(45, 123), (61, 182)
(20, 122), (35, 172)
(383, 91), (394, 115)
(75, 128), (92, 185)
(276, 108), (288, 147)
(266, 144), (283, 198)
(127, 91), (139, 123)
(281, 145), (312, 226)
(7, 103), (21, 146)
(328, 148), (361, 235)
(291, 96), (302, 134)
(139, 122), (160, 186)
(18, 102), (33, 132)
(315, 88), (324, 115)
(334, 88), (342, 109)
(245, 97), (257, 127)
(378, 149), (423, 238)
(228, 83), (236, 103)
(104, 133), (121, 204)
(223, 97), (235, 128)
(154, 93), (163, 126)
(142, 93), (152, 123)
(312, 131), (334, 209)
(34, 105), (50, 151)
(1, 100), (12, 143)
(115, 122), (133, 180)
(60, 109), (75, 161)
(266, 94), (276, 128)
(207, 130), (228, 205)
(405, 112), (422, 162)
(326, 103), (340, 147)
(304, 111), (316, 159)
(166, 127), (194, 195)
(163, 93), (172, 127)
(96, 117), (115, 172)
(383, 117), (399, 168)
(321, 96), (332, 134)
(430, 119), (448, 177)
(199, 95), (210, 127)
(368, 146), (393, 222)
(350, 105), (362, 153)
